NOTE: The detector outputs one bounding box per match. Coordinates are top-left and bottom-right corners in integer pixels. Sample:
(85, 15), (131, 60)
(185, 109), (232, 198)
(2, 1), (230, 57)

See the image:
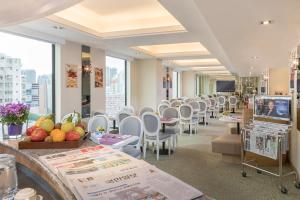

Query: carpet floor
(143, 118), (300, 200)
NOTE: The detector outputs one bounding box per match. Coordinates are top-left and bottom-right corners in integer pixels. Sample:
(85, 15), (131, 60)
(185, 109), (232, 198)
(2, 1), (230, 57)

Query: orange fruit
(51, 129), (66, 142)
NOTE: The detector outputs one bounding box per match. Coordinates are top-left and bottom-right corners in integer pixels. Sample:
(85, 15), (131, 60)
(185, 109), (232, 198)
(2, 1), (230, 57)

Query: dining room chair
(162, 107), (179, 149)
(161, 100), (170, 105)
(157, 103), (169, 117)
(142, 112), (172, 160)
(218, 96), (226, 113)
(198, 100), (208, 126)
(229, 96), (238, 113)
(121, 106), (135, 114)
(119, 116), (143, 158)
(87, 115), (109, 134)
(139, 107), (154, 118)
(179, 104), (197, 135)
(170, 100), (181, 108)
(116, 111), (132, 127)
(208, 98), (217, 118)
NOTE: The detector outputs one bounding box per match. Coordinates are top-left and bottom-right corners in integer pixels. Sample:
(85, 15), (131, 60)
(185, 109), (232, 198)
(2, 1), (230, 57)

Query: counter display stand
(241, 122), (300, 194)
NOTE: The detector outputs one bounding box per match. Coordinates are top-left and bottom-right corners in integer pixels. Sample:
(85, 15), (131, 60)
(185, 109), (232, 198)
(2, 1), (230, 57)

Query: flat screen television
(254, 96), (291, 121)
(216, 80), (235, 92)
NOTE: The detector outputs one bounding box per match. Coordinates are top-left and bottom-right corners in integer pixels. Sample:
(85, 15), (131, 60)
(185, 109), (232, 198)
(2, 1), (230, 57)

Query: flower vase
(8, 123), (23, 139)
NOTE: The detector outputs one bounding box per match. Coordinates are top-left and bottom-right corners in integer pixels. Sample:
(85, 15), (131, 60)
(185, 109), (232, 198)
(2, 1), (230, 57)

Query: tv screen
(216, 80), (235, 92)
(254, 96), (291, 121)
(261, 87), (266, 93)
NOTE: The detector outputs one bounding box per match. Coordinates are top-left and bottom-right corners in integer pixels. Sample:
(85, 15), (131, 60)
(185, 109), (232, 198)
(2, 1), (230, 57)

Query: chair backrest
(205, 99), (211, 108)
(139, 107), (154, 117)
(88, 115), (109, 133)
(189, 101), (200, 112)
(184, 98), (194, 104)
(170, 100), (181, 108)
(194, 97), (201, 102)
(218, 96), (226, 106)
(210, 98), (216, 108)
(116, 111), (132, 124)
(92, 110), (106, 116)
(121, 106), (135, 114)
(161, 100), (170, 105)
(163, 107), (179, 119)
(229, 96), (237, 105)
(179, 104), (193, 120)
(119, 116), (143, 146)
(142, 112), (160, 138)
(198, 100), (207, 113)
(158, 103), (169, 116)
(169, 99), (177, 103)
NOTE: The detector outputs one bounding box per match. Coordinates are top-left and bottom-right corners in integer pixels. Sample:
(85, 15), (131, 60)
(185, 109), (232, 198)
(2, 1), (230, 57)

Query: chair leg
(168, 139), (171, 156)
(143, 141), (147, 159)
(156, 142), (159, 160)
(190, 124), (192, 136)
(172, 136), (175, 150)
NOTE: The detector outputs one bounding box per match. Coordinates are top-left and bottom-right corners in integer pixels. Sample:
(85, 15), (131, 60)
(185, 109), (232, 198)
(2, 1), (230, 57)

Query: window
(105, 56), (127, 116)
(0, 32), (54, 115)
(172, 71), (178, 98)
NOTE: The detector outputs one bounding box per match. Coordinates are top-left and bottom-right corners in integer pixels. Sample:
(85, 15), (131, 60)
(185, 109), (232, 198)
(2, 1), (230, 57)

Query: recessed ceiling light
(259, 20), (272, 25)
(251, 56), (259, 59)
(53, 25), (64, 30)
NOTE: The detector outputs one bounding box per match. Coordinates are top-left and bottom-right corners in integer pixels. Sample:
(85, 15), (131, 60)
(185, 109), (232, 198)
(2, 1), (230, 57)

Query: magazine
(71, 165), (203, 200)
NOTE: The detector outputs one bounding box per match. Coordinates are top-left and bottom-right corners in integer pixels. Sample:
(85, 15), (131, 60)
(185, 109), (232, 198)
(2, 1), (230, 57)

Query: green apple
(61, 122), (74, 133)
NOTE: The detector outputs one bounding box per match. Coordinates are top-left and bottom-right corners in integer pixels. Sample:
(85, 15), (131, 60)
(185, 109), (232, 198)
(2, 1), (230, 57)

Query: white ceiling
(1, 0), (299, 77)
(0, 0), (81, 27)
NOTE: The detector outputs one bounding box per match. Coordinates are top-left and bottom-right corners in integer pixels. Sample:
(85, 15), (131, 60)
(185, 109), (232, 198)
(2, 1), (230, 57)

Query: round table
(219, 115), (243, 134)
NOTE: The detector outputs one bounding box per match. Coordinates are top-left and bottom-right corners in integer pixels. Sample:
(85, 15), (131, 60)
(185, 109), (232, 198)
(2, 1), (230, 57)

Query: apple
(31, 128), (47, 142)
(65, 131), (80, 141)
(74, 127), (85, 138)
(40, 119), (54, 132)
(61, 122), (74, 133)
(76, 122), (86, 130)
(26, 126), (38, 136)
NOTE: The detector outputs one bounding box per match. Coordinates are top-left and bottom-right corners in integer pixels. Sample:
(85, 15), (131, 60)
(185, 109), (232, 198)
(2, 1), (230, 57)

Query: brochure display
(241, 103), (300, 194)
(39, 145), (204, 200)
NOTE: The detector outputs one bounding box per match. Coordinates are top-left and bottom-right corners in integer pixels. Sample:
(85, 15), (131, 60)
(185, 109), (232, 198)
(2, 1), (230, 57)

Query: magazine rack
(241, 123), (300, 194)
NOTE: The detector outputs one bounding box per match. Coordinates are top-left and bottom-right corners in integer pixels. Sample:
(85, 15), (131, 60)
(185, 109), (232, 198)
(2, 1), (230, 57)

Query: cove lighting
(259, 20), (272, 25)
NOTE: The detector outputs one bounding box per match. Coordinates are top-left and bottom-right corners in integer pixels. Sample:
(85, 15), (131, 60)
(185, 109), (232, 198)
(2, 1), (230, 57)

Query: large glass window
(172, 71), (178, 98)
(105, 56), (126, 116)
(0, 32), (54, 115)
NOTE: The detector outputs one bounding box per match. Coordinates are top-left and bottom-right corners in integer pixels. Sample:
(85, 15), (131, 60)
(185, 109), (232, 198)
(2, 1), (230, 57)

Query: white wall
(269, 67), (289, 95)
(55, 41), (106, 121)
(130, 59), (165, 111)
(182, 71), (196, 97)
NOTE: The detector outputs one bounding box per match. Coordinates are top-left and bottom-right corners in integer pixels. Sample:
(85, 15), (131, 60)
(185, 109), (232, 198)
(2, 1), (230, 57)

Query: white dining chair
(162, 107), (179, 149)
(116, 111), (132, 127)
(217, 96), (226, 113)
(139, 107), (154, 118)
(229, 96), (238, 113)
(157, 103), (169, 117)
(121, 106), (135, 114)
(142, 112), (172, 160)
(119, 116), (143, 158)
(179, 104), (197, 135)
(87, 115), (109, 134)
(170, 100), (181, 108)
(198, 100), (208, 126)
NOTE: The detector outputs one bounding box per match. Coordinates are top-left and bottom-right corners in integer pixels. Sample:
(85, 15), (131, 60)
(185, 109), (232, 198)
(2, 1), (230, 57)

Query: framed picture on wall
(95, 67), (103, 88)
(65, 64), (78, 88)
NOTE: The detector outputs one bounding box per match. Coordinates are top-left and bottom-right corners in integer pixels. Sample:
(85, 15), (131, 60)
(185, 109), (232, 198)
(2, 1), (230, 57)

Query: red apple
(65, 131), (80, 141)
(26, 126), (38, 136)
(31, 128), (47, 142)
(76, 122), (86, 130)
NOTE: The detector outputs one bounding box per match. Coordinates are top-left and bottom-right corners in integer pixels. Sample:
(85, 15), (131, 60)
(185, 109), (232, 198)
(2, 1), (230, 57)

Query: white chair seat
(146, 132), (172, 140)
(122, 146), (141, 158)
(163, 127), (179, 135)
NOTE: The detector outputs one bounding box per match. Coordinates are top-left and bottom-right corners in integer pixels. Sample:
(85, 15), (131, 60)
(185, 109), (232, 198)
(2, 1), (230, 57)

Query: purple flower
(0, 102), (30, 125)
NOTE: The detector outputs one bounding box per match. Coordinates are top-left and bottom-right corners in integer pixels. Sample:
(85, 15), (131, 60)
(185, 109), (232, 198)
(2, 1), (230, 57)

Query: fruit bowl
(18, 132), (90, 149)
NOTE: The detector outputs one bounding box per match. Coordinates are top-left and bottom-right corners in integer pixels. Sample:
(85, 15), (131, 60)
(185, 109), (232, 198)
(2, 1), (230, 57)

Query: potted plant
(0, 103), (30, 138)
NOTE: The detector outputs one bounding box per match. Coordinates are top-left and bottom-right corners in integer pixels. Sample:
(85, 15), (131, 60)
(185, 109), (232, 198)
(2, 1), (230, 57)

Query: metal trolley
(241, 127), (300, 194)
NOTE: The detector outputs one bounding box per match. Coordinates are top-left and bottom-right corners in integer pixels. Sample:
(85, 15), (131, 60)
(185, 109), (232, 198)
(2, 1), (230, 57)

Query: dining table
(219, 114), (243, 134)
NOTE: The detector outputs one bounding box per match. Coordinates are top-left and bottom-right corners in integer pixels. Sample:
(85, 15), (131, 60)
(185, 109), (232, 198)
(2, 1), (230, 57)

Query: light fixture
(259, 20), (272, 25)
(82, 65), (93, 73)
(251, 56), (259, 60)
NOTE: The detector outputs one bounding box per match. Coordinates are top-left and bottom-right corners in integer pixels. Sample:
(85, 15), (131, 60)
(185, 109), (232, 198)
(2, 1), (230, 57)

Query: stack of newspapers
(39, 145), (203, 200)
(243, 121), (290, 159)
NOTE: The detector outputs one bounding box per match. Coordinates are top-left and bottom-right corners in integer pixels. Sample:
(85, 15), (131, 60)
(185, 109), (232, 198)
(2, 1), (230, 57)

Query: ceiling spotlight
(53, 25), (64, 30)
(259, 20), (272, 25)
(251, 56), (259, 60)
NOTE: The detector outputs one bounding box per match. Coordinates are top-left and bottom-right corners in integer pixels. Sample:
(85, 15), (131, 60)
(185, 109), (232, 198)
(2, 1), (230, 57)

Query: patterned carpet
(144, 118), (300, 200)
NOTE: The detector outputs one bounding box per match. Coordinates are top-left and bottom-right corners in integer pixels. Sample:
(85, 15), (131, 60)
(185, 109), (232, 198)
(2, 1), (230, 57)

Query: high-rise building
(21, 69), (36, 83)
(0, 53), (22, 104)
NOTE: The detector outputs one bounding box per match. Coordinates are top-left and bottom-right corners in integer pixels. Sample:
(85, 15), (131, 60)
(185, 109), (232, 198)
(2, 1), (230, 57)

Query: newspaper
(243, 121), (290, 159)
(71, 165), (203, 200)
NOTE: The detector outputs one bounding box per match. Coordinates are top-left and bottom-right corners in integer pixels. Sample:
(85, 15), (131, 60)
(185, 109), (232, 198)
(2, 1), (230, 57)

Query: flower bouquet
(0, 103), (30, 138)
